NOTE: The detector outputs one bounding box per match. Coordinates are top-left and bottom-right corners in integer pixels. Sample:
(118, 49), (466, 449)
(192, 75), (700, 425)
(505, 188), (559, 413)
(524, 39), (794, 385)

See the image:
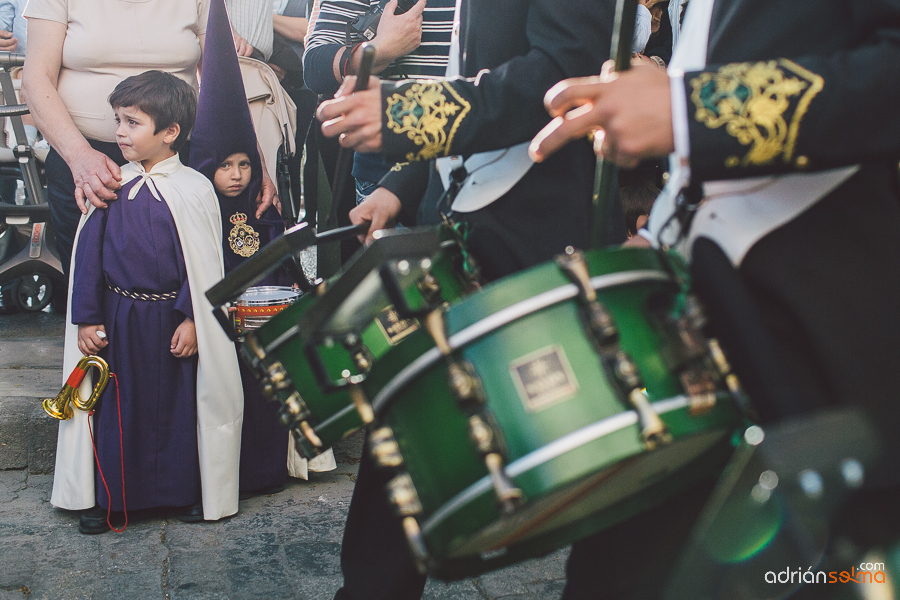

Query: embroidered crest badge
(228, 212), (260, 257)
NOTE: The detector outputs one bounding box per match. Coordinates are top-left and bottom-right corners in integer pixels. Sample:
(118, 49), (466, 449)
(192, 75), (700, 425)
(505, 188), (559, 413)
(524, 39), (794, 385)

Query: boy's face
(214, 153), (252, 198)
(113, 106), (179, 170)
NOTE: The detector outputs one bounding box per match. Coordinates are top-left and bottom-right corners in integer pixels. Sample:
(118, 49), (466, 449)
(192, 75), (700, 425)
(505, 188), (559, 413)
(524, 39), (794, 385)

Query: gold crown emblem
(230, 213), (248, 225)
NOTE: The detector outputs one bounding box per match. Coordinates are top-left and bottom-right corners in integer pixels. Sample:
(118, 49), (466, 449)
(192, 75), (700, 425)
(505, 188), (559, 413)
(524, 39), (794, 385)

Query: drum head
(236, 286), (302, 306)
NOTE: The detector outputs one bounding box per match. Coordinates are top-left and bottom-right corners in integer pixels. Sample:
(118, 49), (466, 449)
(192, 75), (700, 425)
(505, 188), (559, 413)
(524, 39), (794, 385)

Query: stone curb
(0, 396), (57, 473)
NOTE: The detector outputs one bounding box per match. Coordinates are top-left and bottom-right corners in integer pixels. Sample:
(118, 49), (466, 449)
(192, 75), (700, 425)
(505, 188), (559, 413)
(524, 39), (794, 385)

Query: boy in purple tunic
(58, 70), (243, 534)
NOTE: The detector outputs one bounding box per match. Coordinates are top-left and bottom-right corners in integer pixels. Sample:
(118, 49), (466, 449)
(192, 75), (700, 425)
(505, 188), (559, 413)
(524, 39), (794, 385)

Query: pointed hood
(189, 0), (283, 277)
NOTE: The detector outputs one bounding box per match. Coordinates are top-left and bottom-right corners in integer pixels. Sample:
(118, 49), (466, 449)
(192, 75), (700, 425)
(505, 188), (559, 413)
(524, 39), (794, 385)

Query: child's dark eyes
(239, 161), (251, 168)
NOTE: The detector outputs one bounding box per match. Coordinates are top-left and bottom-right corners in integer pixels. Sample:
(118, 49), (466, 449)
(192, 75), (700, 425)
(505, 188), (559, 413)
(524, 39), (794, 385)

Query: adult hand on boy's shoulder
(171, 318), (198, 358)
(73, 149), (123, 213)
(77, 324), (109, 355)
(255, 168), (280, 218)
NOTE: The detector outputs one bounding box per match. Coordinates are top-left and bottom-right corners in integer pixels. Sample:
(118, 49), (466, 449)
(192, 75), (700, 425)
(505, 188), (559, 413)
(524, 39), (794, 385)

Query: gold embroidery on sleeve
(690, 59), (824, 168)
(390, 162), (409, 172)
(385, 81), (472, 162)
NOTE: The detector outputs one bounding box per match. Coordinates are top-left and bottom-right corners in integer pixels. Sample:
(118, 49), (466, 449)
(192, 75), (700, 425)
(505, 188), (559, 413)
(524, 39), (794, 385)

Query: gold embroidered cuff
(384, 81), (472, 162)
(689, 59), (824, 168)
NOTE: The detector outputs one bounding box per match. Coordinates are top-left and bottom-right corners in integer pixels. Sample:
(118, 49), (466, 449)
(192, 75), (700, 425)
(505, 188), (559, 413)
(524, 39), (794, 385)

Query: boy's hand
(171, 318), (198, 358)
(77, 324), (108, 356)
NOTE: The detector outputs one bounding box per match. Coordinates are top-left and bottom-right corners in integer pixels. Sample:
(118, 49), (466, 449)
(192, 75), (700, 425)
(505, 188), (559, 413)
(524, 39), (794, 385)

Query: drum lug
(277, 390), (311, 426)
(387, 473), (423, 516)
(485, 453), (524, 514)
(448, 362), (484, 407)
(424, 307), (524, 511)
(243, 333), (266, 363)
(401, 516), (430, 575)
(557, 249), (618, 346)
(369, 426), (404, 468)
(707, 339), (753, 415)
(615, 353), (672, 449)
(469, 415), (524, 514)
(708, 338), (742, 394)
(298, 420), (324, 448)
(681, 369), (717, 416)
(416, 270), (443, 306)
(267, 362), (291, 390)
(348, 378), (375, 425)
(352, 348), (374, 373)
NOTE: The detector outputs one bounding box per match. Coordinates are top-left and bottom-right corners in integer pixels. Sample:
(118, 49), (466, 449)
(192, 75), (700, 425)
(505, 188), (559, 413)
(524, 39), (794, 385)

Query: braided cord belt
(108, 285), (178, 302)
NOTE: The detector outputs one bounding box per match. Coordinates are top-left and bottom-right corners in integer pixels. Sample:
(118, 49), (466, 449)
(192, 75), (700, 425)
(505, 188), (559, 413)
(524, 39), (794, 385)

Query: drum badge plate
(376, 306), (419, 345)
(509, 345), (579, 412)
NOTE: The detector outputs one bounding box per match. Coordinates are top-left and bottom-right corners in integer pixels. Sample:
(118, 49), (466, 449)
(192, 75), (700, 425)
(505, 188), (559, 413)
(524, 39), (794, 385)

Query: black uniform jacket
(377, 0), (617, 280)
(681, 0), (900, 482)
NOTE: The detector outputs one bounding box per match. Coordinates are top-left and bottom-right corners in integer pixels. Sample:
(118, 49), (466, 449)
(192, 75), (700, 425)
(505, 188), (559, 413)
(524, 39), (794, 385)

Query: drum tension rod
(385, 470), (430, 574)
(341, 334), (377, 424)
(556, 249), (671, 449)
(614, 353), (672, 449)
(707, 338), (753, 417)
(423, 309), (524, 513)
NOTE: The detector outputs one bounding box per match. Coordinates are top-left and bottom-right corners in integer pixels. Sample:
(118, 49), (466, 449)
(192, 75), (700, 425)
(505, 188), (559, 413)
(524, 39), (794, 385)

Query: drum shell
(234, 286), (302, 334)
(366, 248), (741, 578)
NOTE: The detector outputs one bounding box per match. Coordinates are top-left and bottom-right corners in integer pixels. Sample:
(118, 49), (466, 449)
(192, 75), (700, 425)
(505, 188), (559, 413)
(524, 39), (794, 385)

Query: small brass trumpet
(43, 355), (111, 420)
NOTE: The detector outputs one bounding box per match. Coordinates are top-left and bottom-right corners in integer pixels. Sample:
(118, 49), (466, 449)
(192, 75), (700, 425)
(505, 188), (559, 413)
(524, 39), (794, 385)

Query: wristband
(341, 43), (364, 79)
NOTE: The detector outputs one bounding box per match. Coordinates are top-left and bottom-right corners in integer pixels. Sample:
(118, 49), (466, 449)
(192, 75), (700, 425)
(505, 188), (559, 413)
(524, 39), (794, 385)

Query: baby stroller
(238, 56), (301, 227)
(0, 52), (65, 314)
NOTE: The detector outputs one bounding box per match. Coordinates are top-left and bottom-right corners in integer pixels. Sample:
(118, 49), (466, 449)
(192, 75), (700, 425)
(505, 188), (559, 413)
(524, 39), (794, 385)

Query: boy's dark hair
(620, 181), (660, 236)
(108, 71), (197, 152)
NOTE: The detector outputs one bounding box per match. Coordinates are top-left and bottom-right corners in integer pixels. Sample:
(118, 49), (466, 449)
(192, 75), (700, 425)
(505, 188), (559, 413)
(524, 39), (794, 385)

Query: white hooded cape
(51, 155), (244, 521)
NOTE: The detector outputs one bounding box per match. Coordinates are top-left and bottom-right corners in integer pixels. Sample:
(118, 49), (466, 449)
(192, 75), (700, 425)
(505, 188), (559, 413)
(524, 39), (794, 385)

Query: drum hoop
(370, 270), (672, 416)
(237, 286), (302, 307)
(420, 395), (693, 535)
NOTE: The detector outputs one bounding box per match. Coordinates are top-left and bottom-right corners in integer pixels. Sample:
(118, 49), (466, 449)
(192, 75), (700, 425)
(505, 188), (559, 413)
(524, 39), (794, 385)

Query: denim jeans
(354, 178), (380, 206)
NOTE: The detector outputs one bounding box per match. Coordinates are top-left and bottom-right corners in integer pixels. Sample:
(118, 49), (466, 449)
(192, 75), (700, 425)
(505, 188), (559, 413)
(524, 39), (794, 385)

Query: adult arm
(273, 13), (308, 41)
(302, 0), (424, 96)
(318, 0), (615, 160)
(532, 1), (900, 180)
(22, 18), (122, 212)
(347, 160), (429, 243)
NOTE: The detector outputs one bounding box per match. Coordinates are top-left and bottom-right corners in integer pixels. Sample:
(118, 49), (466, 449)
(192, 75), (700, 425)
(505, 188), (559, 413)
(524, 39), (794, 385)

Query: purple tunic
(219, 193), (290, 493)
(72, 177), (201, 511)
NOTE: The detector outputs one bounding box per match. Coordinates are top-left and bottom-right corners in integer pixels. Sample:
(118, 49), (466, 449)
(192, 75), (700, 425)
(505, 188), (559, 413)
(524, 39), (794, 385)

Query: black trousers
(333, 435), (427, 600)
(44, 141), (126, 280)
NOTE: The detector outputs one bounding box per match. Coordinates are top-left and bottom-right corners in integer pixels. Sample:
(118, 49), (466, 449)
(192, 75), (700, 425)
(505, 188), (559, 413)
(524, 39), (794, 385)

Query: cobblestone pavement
(0, 309), (569, 600)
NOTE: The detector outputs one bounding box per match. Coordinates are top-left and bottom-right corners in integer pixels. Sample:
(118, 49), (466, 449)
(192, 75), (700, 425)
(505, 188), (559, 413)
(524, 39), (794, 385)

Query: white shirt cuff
(669, 71), (690, 160)
(633, 4), (652, 53)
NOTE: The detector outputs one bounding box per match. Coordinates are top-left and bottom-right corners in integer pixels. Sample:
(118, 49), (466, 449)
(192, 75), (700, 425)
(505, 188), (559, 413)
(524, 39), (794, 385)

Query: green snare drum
(242, 226), (478, 458)
(363, 247), (746, 579)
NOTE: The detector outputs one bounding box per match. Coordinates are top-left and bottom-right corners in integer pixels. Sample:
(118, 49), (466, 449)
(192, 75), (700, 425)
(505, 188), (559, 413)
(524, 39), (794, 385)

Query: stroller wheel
(0, 279), (19, 315)
(12, 273), (54, 312)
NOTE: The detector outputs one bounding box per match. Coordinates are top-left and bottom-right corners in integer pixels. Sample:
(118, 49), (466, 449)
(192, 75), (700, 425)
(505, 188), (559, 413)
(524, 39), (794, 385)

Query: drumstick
(590, 0), (639, 248)
(327, 44), (377, 230)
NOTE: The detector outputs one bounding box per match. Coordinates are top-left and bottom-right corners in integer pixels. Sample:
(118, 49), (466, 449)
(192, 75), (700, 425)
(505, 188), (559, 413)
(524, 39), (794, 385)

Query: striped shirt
(226, 0), (275, 60)
(303, 0), (453, 96)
